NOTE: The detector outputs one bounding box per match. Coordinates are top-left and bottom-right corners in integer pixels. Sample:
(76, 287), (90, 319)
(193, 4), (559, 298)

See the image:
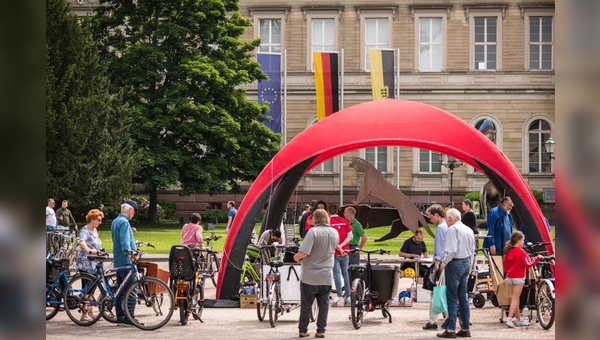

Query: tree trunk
(148, 187), (158, 223)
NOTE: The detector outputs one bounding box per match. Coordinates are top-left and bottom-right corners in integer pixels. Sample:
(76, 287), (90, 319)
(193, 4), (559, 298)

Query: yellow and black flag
(369, 49), (395, 100)
(314, 52), (340, 120)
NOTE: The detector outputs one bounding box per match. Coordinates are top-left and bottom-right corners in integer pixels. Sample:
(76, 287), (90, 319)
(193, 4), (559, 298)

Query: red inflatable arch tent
(216, 99), (554, 299)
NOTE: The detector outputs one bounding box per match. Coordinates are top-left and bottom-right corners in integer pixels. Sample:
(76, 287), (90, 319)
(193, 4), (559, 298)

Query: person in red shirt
(502, 231), (543, 328)
(328, 203), (353, 306)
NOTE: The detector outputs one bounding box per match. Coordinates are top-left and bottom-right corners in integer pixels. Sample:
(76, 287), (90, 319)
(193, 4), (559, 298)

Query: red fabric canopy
(217, 99), (553, 299)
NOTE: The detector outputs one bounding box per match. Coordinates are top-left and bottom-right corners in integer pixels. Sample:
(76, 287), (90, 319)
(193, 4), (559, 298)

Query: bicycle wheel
(257, 293), (267, 321)
(179, 298), (189, 325)
(309, 299), (318, 322)
(46, 283), (61, 320)
(124, 276), (174, 331)
(351, 279), (365, 329)
(101, 272), (119, 323)
(64, 273), (103, 326)
(191, 279), (204, 321)
(210, 255), (220, 287)
(536, 281), (555, 330)
(268, 282), (281, 328)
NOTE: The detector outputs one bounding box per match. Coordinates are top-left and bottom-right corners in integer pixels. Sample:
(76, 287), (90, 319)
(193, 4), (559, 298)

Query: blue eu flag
(257, 53), (282, 133)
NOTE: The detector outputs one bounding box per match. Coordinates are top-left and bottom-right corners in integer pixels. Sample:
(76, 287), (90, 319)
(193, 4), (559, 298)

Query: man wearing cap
(111, 200), (138, 326)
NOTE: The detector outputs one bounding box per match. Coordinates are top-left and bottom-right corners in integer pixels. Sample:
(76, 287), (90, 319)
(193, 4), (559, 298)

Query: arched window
(527, 119), (553, 173)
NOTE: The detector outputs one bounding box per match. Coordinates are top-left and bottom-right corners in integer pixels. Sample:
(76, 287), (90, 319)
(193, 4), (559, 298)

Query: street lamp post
(442, 157), (463, 208)
(544, 137), (555, 160)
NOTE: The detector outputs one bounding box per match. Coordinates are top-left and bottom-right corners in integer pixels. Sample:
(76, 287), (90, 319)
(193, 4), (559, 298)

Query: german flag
(314, 52), (339, 120)
(369, 49), (395, 100)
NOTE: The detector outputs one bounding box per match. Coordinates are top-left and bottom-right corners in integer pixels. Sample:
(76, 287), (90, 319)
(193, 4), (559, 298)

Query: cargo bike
(348, 248), (400, 329)
(255, 244), (317, 327)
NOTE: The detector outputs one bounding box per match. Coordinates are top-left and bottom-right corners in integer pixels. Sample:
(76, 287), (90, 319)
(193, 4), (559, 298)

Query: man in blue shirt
(225, 200), (237, 234)
(483, 197), (514, 255)
(111, 200), (138, 325)
(423, 204), (448, 330)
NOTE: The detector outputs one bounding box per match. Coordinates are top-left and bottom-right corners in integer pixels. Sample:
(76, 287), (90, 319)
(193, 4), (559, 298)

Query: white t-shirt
(46, 206), (56, 227)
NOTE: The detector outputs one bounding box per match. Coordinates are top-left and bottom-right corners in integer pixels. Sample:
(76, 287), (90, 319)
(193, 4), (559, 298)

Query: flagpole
(283, 50), (287, 146)
(396, 48), (400, 189)
(340, 49), (345, 207)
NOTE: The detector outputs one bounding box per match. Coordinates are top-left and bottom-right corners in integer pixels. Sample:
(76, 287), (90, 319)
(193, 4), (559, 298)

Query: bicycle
(198, 233), (222, 287)
(259, 244), (316, 328)
(349, 248), (400, 329)
(46, 257), (77, 320)
(63, 249), (174, 330)
(524, 241), (556, 330)
(169, 245), (205, 325)
(46, 230), (78, 269)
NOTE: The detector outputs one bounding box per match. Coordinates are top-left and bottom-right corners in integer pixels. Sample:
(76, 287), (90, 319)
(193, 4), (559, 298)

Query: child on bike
(503, 231), (543, 328)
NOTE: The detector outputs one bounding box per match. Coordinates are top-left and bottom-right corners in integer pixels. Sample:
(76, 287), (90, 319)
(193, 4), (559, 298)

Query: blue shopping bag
(432, 270), (447, 315)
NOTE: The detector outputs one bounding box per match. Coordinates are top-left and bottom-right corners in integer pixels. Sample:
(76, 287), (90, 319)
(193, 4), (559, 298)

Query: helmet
(403, 267), (416, 278)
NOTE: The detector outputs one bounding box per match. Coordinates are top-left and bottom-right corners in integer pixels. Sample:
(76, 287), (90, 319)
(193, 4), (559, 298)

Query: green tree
(92, 0), (281, 221)
(46, 0), (138, 212)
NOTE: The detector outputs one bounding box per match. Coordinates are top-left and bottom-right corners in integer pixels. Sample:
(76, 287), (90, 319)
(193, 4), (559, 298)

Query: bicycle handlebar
(205, 234), (222, 242)
(135, 241), (155, 248)
(350, 248), (390, 255)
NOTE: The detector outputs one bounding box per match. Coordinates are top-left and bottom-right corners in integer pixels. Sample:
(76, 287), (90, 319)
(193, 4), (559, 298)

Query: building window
(311, 160), (334, 173)
(365, 147), (388, 172)
(258, 19), (282, 53)
(468, 9), (503, 71)
(419, 149), (442, 173)
(418, 17), (444, 72)
(528, 119), (553, 173)
(473, 17), (498, 70)
(528, 16), (553, 70)
(364, 18), (390, 71)
(310, 18), (336, 70)
(250, 9), (287, 53)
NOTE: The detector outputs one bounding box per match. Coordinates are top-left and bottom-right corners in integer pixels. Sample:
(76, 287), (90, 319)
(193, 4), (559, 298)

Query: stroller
(467, 248), (494, 308)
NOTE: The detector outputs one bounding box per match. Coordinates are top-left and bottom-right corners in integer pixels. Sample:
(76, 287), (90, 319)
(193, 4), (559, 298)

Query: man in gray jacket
(294, 209), (339, 338)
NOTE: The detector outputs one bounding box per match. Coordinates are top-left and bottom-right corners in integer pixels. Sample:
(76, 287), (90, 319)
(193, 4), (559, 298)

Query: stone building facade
(69, 0), (555, 218)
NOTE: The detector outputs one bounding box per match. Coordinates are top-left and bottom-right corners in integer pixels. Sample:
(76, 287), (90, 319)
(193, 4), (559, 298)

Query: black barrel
(369, 264), (400, 302)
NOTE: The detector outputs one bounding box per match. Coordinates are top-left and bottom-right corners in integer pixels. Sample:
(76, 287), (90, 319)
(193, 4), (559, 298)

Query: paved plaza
(47, 257), (555, 340)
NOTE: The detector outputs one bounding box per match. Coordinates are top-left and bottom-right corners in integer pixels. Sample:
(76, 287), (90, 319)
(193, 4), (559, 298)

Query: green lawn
(98, 222), (555, 255)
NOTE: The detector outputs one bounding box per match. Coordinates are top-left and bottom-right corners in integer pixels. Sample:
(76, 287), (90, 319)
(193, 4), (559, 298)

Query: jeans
(333, 255), (350, 298)
(116, 266), (137, 323)
(299, 282), (331, 334)
(444, 258), (471, 332)
(349, 246), (360, 266)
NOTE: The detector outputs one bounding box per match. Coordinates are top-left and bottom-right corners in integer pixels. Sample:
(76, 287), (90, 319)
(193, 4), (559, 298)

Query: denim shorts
(506, 277), (525, 285)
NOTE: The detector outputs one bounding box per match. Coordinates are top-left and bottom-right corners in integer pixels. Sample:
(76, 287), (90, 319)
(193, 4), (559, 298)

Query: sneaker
(332, 297), (341, 306)
(345, 297), (350, 305)
(336, 297), (344, 307)
(505, 318), (515, 328)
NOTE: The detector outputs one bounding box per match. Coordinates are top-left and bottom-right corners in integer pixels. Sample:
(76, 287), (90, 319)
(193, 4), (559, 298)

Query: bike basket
(46, 259), (69, 282)
(370, 265), (400, 302)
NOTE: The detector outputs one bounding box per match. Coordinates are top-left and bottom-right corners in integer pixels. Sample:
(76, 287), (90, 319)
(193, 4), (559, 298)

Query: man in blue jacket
(483, 197), (513, 255)
(111, 200), (138, 325)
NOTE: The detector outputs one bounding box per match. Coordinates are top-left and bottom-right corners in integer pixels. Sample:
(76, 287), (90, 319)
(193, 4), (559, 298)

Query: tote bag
(432, 270), (448, 315)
